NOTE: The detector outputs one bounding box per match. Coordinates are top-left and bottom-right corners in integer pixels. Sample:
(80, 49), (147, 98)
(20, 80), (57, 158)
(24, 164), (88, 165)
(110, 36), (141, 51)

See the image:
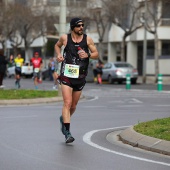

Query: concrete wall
(147, 59), (170, 75)
(127, 42), (137, 68)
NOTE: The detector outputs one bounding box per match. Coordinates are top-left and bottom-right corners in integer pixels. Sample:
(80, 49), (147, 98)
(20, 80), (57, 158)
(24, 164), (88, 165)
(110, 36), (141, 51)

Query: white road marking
(87, 96), (98, 101)
(118, 105), (142, 107)
(155, 105), (170, 107)
(0, 115), (38, 119)
(131, 98), (143, 103)
(108, 98), (143, 104)
(81, 106), (105, 108)
(83, 127), (170, 167)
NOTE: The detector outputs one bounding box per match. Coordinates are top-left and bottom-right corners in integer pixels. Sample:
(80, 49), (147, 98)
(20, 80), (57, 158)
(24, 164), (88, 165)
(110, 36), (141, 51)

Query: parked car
(102, 62), (138, 84)
(21, 65), (33, 77)
(6, 66), (15, 78)
(7, 63), (33, 78)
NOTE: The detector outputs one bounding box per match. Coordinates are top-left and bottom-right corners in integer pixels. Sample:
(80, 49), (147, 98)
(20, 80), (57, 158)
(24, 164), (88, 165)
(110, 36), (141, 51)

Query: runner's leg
(61, 84), (75, 143)
(61, 84), (73, 123)
(70, 90), (82, 116)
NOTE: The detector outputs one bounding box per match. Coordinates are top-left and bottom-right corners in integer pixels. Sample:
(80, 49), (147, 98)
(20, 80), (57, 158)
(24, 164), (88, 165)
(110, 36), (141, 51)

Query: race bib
(64, 64), (79, 78)
(16, 63), (21, 67)
(34, 68), (40, 73)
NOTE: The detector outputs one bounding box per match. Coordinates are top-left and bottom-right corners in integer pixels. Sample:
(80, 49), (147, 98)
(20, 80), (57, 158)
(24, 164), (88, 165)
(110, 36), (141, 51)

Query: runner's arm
(87, 36), (99, 60)
(55, 34), (66, 62)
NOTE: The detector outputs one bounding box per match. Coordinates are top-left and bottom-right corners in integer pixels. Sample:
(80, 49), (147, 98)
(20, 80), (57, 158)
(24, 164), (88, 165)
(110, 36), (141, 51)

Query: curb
(0, 97), (63, 105)
(119, 126), (170, 156)
(0, 95), (85, 105)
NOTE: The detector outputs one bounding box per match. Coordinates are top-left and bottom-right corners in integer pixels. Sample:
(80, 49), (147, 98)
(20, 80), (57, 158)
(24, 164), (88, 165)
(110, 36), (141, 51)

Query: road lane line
(83, 127), (170, 167)
(0, 115), (38, 119)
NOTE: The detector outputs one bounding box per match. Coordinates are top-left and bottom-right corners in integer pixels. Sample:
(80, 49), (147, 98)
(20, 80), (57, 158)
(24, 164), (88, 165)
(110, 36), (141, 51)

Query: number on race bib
(34, 68), (40, 73)
(64, 64), (79, 78)
(16, 63), (21, 67)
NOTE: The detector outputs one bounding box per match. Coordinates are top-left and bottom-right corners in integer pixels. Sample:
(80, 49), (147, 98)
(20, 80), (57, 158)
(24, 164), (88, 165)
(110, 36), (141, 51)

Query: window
(162, 2), (170, 19)
(162, 41), (170, 57)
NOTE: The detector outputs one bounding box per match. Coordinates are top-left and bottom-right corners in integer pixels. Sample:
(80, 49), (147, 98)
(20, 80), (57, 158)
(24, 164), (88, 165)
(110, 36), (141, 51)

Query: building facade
(106, 0), (170, 77)
(1, 0), (170, 77)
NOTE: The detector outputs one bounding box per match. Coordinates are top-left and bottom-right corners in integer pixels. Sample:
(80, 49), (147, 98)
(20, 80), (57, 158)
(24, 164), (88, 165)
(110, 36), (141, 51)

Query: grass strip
(134, 117), (170, 141)
(0, 89), (58, 99)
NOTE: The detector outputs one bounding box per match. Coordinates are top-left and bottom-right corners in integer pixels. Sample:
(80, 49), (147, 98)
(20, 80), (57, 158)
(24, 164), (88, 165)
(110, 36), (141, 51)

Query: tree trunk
(25, 48), (32, 62)
(154, 32), (159, 83)
(120, 35), (126, 61)
(13, 46), (18, 57)
(98, 40), (103, 60)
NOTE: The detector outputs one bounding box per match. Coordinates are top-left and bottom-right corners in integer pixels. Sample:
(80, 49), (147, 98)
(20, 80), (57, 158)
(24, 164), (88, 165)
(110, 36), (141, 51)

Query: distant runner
(14, 53), (24, 89)
(30, 52), (43, 89)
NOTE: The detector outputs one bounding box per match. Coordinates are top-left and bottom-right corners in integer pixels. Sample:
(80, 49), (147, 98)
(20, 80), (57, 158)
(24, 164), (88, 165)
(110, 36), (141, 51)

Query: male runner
(30, 52), (43, 89)
(14, 53), (24, 89)
(55, 17), (98, 143)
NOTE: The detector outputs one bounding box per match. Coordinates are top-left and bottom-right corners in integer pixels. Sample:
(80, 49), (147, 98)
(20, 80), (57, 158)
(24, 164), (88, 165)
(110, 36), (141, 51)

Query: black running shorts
(15, 67), (22, 76)
(58, 76), (86, 91)
(33, 71), (41, 79)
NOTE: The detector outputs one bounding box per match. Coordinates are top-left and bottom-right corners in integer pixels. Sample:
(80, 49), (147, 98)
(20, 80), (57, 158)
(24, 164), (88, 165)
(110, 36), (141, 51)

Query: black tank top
(60, 33), (90, 78)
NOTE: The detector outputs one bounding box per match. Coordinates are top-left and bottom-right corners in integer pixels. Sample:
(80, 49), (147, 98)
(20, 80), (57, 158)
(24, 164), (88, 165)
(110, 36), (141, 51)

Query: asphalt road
(0, 78), (170, 170)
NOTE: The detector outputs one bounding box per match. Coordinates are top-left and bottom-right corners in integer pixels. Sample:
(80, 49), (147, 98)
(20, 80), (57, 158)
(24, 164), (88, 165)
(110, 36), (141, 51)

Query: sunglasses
(75, 24), (84, 28)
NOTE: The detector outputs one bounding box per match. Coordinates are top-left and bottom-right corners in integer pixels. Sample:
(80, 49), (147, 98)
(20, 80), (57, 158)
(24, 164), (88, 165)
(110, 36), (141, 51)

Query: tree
(0, 2), (13, 55)
(5, 4), (23, 56)
(68, 0), (109, 61)
(141, 0), (170, 82)
(17, 4), (45, 61)
(102, 0), (143, 61)
(90, 6), (109, 60)
(3, 3), (46, 60)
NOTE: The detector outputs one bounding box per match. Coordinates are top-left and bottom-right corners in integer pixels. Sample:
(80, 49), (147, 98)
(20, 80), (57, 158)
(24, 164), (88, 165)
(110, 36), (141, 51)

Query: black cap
(70, 17), (83, 30)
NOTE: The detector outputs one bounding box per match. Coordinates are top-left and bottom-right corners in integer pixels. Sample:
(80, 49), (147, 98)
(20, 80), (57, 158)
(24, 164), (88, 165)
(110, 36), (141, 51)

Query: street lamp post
(142, 0), (147, 83)
(57, 0), (67, 96)
(4, 0), (8, 57)
(59, 0), (66, 37)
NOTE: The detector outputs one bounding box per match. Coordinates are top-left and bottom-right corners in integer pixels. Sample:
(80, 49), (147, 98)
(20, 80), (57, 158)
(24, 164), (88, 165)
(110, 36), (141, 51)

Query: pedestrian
(96, 59), (104, 84)
(55, 17), (99, 143)
(49, 57), (59, 89)
(48, 58), (54, 81)
(30, 52), (43, 90)
(0, 50), (8, 88)
(8, 54), (14, 68)
(14, 53), (24, 89)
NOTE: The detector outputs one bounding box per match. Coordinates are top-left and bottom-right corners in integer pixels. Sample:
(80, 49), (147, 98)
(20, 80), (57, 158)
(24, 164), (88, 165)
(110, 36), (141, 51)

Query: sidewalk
(137, 76), (170, 85)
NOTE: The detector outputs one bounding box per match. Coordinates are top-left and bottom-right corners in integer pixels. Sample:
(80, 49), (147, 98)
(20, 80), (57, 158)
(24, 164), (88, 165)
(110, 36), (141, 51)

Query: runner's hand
(57, 54), (64, 62)
(78, 50), (88, 59)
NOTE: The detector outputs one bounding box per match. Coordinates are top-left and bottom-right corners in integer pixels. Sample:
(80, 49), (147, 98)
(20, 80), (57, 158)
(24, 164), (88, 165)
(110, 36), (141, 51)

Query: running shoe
(59, 116), (66, 135)
(65, 130), (75, 143)
(0, 85), (5, 89)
